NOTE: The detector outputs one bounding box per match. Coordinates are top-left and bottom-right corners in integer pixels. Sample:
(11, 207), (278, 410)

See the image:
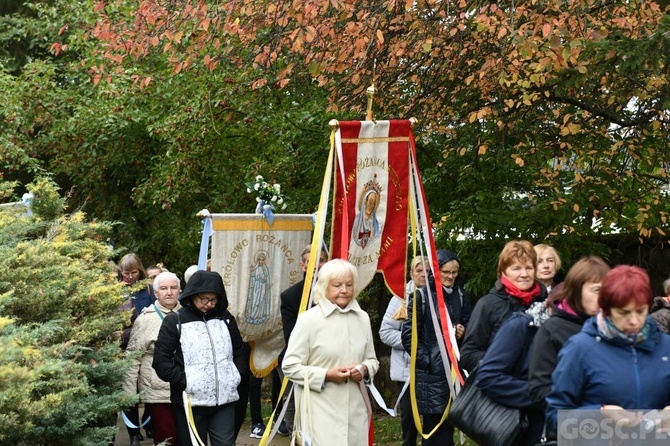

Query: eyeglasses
(440, 269), (459, 276)
(198, 296), (218, 305)
(122, 270), (140, 278)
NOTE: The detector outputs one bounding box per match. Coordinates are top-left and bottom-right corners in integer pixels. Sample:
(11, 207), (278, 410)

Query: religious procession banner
(209, 213), (313, 376)
(258, 119), (460, 446)
(329, 119), (465, 444)
(331, 120), (411, 298)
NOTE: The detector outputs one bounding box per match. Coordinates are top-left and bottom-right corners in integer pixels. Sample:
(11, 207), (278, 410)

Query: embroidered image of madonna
(352, 180), (383, 249)
(245, 250), (272, 325)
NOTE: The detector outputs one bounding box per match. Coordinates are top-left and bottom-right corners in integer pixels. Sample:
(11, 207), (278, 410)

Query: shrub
(0, 177), (135, 445)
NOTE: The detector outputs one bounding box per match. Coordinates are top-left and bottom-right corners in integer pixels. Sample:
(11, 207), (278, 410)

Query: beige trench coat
(282, 298), (379, 446)
(122, 301), (181, 403)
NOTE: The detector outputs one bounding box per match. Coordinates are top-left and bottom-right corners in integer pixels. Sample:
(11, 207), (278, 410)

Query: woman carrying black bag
(474, 302), (550, 446)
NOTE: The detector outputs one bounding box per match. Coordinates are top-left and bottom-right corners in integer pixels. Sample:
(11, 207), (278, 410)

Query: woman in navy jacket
(401, 250), (472, 446)
(475, 302), (550, 446)
(546, 265), (670, 443)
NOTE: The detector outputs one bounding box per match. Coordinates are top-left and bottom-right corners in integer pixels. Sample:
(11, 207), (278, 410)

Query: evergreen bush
(0, 177), (135, 445)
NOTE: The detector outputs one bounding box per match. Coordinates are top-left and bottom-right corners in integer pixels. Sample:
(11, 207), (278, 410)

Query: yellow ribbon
(259, 129), (336, 446)
(407, 164), (453, 440)
(183, 392), (207, 446)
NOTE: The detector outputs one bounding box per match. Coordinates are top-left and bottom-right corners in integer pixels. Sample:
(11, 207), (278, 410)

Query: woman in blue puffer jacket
(546, 265), (670, 445)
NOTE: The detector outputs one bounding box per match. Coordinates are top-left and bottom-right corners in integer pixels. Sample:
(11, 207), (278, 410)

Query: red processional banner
(331, 120), (411, 298)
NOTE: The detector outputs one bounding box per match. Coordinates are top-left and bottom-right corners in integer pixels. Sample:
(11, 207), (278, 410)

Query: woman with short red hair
(546, 265), (670, 441)
(460, 240), (547, 372)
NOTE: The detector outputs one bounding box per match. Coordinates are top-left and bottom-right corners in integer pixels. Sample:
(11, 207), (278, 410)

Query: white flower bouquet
(245, 175), (287, 211)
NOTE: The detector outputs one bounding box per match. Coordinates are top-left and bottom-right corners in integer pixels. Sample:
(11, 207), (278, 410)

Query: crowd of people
(115, 241), (670, 446)
(114, 246), (340, 446)
(383, 241), (670, 445)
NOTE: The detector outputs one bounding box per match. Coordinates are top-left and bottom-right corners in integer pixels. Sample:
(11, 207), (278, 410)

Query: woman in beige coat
(123, 272), (182, 446)
(282, 259), (379, 445)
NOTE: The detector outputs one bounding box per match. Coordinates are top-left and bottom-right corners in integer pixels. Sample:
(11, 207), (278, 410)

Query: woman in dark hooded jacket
(528, 256), (610, 408)
(153, 270), (248, 446)
(401, 249), (472, 446)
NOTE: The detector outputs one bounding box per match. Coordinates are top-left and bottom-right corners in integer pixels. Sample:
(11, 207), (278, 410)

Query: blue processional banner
(210, 213), (313, 376)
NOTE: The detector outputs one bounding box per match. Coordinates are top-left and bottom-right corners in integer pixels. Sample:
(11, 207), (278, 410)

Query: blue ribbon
(197, 214), (212, 270)
(262, 201), (275, 226)
(121, 410), (151, 429)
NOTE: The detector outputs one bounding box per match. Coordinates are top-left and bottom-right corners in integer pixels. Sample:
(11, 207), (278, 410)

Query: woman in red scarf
(459, 240), (547, 373)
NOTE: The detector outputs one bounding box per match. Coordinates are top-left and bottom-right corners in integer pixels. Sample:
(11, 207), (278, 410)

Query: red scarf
(501, 276), (540, 307)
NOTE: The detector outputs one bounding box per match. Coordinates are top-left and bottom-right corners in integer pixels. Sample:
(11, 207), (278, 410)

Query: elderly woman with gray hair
(123, 272), (182, 446)
(282, 259), (379, 445)
(153, 270), (247, 446)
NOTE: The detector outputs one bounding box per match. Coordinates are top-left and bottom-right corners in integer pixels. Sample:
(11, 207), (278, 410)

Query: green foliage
(0, 179), (134, 445)
(0, 179), (17, 200)
(26, 176), (65, 221)
(1, 0), (669, 283)
(0, 0), (346, 274)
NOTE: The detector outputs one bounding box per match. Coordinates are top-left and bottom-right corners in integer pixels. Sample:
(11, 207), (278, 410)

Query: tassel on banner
(404, 133), (465, 442)
(409, 132), (464, 388)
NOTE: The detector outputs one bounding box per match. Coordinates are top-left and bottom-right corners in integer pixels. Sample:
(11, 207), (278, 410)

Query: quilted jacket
(401, 283), (470, 414)
(122, 300), (181, 403)
(152, 271), (247, 407)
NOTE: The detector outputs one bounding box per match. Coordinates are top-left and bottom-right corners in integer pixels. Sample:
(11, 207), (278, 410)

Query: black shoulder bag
(447, 316), (535, 446)
(447, 364), (529, 446)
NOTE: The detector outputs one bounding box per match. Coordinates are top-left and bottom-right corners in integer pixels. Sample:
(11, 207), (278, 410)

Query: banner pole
(365, 60), (377, 121)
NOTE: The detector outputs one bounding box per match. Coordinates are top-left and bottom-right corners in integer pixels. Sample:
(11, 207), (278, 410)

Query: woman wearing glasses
(400, 250), (471, 446)
(153, 270), (248, 446)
